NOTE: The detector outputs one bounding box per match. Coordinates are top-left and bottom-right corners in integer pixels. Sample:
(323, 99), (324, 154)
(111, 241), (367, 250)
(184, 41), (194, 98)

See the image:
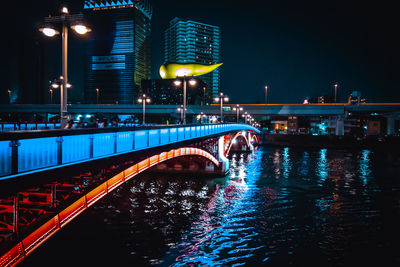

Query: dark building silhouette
(141, 78), (206, 105)
(83, 0), (152, 104)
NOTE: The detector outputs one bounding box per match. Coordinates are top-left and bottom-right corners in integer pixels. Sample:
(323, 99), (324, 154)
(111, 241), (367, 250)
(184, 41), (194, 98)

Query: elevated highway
(1, 103), (399, 116)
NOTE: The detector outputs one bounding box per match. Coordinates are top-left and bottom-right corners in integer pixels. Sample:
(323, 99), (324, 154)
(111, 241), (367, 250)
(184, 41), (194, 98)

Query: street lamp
(174, 77), (197, 124)
(138, 94), (151, 125)
(196, 112), (207, 124)
(177, 105), (187, 124)
(232, 104), (243, 123)
(96, 88), (100, 104)
(264, 85), (268, 104)
(7, 89), (11, 104)
(214, 92), (229, 123)
(50, 77), (71, 120)
(39, 6), (91, 128)
(334, 84), (338, 103)
(49, 88), (54, 104)
(242, 112), (253, 124)
(202, 87), (206, 106)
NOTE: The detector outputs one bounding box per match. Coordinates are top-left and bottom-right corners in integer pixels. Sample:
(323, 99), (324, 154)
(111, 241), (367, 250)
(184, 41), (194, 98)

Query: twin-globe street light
(214, 92), (229, 123)
(138, 94), (151, 125)
(174, 78), (197, 124)
(39, 6), (91, 128)
(177, 105), (186, 124)
(50, 77), (72, 106)
(232, 104), (243, 123)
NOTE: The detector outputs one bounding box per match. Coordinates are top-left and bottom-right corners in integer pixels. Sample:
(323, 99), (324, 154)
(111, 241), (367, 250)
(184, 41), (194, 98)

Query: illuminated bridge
(0, 123), (260, 266)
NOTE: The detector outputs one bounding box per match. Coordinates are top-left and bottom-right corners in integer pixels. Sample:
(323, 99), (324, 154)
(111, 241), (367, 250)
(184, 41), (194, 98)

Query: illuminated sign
(92, 55), (125, 63)
(92, 55), (126, 70)
(92, 63), (125, 70)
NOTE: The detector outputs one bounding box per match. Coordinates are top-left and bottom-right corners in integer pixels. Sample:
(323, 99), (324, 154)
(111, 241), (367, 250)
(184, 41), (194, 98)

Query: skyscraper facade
(164, 17), (221, 102)
(83, 0), (152, 104)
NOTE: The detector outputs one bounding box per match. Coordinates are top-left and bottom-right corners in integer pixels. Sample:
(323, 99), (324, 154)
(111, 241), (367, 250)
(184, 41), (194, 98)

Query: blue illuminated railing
(0, 122), (60, 132)
(0, 124), (260, 179)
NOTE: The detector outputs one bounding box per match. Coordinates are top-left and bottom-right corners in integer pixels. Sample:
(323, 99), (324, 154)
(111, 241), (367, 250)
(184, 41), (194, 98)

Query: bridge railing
(0, 123), (260, 180)
(0, 122), (61, 132)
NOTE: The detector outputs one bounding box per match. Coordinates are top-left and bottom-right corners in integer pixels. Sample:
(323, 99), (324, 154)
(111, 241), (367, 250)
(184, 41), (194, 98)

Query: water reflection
(359, 149), (371, 186)
(24, 147), (400, 266)
(282, 147), (291, 179)
(298, 151), (309, 177)
(317, 148), (329, 184)
(169, 151), (263, 266)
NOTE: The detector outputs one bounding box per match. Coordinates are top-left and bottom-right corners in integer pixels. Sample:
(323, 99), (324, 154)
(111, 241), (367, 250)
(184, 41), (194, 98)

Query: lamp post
(49, 88), (53, 104)
(177, 105), (186, 124)
(334, 84), (338, 103)
(7, 89), (11, 104)
(214, 92), (229, 123)
(203, 86), (206, 106)
(196, 112), (207, 124)
(39, 6), (91, 128)
(96, 88), (99, 104)
(174, 77), (197, 124)
(232, 104), (243, 123)
(138, 94), (151, 125)
(50, 77), (72, 124)
(264, 85), (268, 104)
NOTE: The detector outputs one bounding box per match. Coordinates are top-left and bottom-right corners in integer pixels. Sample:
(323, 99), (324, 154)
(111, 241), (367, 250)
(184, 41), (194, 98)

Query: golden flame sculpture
(159, 62), (223, 79)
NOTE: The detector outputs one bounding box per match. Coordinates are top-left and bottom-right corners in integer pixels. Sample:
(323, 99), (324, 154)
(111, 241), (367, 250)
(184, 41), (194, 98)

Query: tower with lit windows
(83, 0), (152, 104)
(164, 17), (221, 102)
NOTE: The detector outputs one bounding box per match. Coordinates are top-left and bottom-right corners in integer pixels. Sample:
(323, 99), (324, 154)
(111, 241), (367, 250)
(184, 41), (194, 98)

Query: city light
(39, 27), (59, 37)
(215, 92), (229, 123)
(138, 94), (151, 124)
(61, 6), (69, 14)
(71, 24), (91, 35)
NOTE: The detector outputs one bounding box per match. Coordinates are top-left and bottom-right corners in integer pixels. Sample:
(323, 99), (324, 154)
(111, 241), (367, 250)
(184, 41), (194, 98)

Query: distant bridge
(1, 103), (399, 117)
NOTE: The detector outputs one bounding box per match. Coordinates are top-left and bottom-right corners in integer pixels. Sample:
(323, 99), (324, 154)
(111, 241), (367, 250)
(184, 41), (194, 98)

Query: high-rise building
(164, 17), (221, 102)
(83, 0), (152, 104)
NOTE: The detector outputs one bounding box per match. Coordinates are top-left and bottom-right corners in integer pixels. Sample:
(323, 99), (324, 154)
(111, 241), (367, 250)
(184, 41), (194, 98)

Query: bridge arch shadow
(0, 147), (220, 266)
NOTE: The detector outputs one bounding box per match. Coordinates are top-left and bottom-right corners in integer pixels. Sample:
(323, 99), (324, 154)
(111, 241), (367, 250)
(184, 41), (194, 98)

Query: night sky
(2, 0), (399, 104)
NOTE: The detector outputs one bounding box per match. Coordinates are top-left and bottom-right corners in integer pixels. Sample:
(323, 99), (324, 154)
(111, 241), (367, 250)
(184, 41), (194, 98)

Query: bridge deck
(0, 123), (260, 180)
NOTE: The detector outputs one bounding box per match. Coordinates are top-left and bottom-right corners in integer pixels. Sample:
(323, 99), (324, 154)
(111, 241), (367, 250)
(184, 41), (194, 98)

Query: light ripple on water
(30, 147), (399, 267)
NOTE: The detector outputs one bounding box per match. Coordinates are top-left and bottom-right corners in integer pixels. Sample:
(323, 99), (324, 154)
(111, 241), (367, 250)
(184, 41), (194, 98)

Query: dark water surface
(23, 146), (400, 266)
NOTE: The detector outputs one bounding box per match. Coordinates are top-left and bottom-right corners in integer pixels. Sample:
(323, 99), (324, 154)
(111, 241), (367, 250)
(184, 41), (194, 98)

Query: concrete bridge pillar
(248, 131), (254, 151)
(335, 116), (344, 136)
(218, 136), (229, 174)
(386, 116), (395, 135)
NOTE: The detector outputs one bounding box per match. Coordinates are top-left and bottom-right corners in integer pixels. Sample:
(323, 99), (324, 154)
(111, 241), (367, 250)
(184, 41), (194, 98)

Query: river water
(23, 146), (400, 266)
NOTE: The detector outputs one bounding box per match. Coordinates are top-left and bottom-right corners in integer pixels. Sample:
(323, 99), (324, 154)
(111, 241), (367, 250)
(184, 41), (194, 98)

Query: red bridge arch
(0, 147), (219, 266)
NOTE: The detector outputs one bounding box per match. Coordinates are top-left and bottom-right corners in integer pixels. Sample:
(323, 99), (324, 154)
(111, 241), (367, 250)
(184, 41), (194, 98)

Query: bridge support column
(248, 131), (254, 151)
(218, 136), (229, 174)
(56, 137), (63, 165)
(335, 116), (344, 136)
(9, 140), (21, 174)
(386, 116), (395, 135)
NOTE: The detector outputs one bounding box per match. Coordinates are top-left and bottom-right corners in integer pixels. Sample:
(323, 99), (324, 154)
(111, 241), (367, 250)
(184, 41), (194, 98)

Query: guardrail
(0, 122), (60, 132)
(0, 122), (140, 132)
(0, 124), (260, 180)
